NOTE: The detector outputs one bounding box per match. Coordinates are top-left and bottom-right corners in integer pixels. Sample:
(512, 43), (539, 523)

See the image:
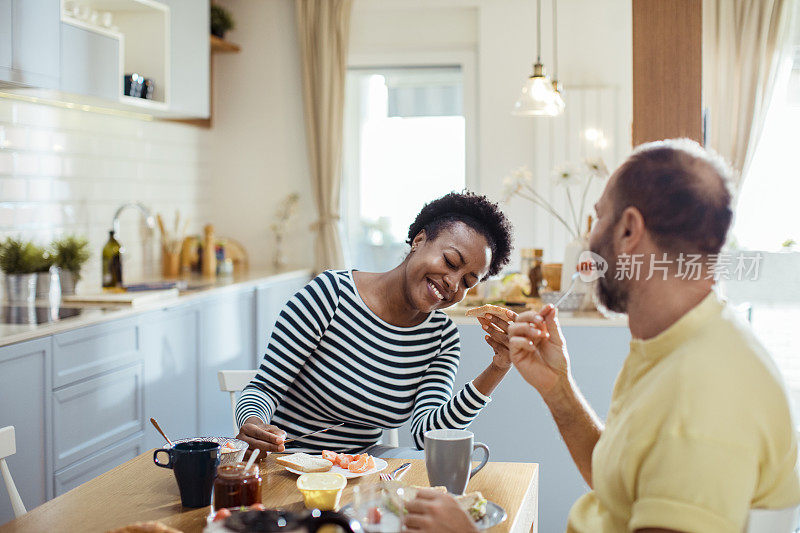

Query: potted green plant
(0, 237), (41, 303)
(52, 236), (90, 295)
(210, 4), (235, 39)
(31, 244), (61, 302)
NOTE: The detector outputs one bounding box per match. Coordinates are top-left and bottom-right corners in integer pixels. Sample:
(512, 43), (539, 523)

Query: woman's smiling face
(405, 221), (492, 312)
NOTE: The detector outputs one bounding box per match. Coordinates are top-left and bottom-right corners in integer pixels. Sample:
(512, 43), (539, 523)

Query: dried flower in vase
(270, 193), (300, 270)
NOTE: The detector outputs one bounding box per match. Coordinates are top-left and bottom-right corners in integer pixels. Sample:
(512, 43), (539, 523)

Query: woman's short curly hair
(406, 191), (513, 278)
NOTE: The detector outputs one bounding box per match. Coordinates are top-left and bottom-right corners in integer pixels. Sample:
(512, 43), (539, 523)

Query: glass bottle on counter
(520, 248), (545, 297)
(102, 230), (123, 289)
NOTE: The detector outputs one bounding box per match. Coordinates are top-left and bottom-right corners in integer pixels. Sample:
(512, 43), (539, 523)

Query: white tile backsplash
(0, 98), (211, 292)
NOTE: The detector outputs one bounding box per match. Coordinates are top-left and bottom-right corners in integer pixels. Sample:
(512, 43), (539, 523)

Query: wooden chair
(745, 505), (800, 533)
(0, 426), (26, 518)
(217, 370), (399, 446)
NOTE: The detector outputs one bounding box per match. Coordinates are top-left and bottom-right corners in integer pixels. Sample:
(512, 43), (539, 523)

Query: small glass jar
(213, 462), (262, 510)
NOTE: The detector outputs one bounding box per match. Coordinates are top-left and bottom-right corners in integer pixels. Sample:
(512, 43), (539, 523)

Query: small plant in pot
(0, 237), (41, 303)
(210, 4), (235, 39)
(52, 236), (90, 296)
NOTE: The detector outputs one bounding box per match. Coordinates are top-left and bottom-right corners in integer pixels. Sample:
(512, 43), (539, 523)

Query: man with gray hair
(404, 139), (800, 533)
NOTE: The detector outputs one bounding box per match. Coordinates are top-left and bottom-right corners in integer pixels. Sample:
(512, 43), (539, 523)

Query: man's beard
(590, 228), (629, 317)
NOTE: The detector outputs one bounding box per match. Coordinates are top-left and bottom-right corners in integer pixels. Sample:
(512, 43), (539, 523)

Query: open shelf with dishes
(60, 0), (170, 111)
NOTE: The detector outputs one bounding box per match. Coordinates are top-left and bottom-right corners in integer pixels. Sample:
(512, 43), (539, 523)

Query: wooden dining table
(0, 451), (538, 533)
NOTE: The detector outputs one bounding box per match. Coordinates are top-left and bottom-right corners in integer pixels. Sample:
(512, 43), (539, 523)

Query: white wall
(204, 0), (314, 272)
(350, 0), (632, 267)
(0, 98), (210, 290)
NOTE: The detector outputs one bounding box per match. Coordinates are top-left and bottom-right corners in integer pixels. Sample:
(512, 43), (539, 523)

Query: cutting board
(63, 288), (179, 308)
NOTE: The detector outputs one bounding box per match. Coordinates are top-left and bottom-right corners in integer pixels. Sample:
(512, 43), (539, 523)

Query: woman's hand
(236, 416), (287, 453)
(507, 304), (571, 398)
(404, 489), (479, 533)
(477, 309), (518, 370)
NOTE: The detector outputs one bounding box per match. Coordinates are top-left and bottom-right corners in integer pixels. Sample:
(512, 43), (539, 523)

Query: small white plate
(284, 456), (388, 479)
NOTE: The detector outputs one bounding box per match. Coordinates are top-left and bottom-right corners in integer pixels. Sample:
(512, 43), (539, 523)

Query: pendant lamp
(512, 0), (565, 117)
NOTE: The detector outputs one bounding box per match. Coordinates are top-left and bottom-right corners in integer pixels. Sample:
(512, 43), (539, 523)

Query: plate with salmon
(280, 451), (388, 479)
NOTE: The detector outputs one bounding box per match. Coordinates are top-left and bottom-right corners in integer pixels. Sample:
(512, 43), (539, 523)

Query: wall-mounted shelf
(210, 35), (240, 54)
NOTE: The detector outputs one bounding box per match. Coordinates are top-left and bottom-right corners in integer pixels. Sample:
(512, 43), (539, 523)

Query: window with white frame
(732, 2), (800, 252)
(341, 66), (466, 272)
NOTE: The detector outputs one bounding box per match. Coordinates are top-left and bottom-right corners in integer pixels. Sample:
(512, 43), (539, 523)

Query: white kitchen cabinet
(198, 289), (256, 436)
(0, 0), (60, 88)
(59, 22), (121, 101)
(160, 0), (210, 118)
(0, 0), (11, 73)
(140, 304), (200, 449)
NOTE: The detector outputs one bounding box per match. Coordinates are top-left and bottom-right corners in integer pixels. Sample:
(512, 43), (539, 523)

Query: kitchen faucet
(110, 203), (158, 280)
(112, 202), (156, 235)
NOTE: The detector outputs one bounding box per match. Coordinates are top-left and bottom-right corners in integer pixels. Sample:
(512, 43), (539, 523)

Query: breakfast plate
(284, 456), (388, 479)
(340, 499), (506, 531)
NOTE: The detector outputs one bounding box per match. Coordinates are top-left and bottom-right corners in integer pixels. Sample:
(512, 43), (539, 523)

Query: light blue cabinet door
(199, 289), (255, 436)
(160, 0), (209, 117)
(5, 0), (60, 88)
(255, 274), (310, 362)
(54, 432), (143, 497)
(52, 316), (140, 389)
(141, 304), (199, 449)
(52, 362), (144, 470)
(0, 0), (11, 71)
(0, 338), (52, 526)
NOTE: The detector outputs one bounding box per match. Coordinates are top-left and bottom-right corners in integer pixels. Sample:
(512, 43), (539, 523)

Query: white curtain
(703, 0), (791, 189)
(295, 0), (353, 272)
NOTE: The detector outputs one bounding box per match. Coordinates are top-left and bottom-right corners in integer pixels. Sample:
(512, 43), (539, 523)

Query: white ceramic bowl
(167, 436), (248, 465)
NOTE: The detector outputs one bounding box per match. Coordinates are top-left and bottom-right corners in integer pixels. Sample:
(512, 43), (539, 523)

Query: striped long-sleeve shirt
(235, 269), (491, 452)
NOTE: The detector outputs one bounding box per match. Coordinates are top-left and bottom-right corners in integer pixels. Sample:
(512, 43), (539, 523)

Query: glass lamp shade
(512, 65), (565, 117)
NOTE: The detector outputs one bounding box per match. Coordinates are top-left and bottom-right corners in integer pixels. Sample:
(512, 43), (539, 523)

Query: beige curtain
(296, 0), (353, 272)
(703, 0), (790, 189)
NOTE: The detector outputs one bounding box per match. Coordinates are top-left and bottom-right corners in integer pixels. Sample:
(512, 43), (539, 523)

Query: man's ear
(615, 206), (645, 254)
(411, 230), (427, 250)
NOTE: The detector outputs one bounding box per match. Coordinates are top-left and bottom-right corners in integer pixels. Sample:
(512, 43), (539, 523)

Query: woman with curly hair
(235, 191), (515, 456)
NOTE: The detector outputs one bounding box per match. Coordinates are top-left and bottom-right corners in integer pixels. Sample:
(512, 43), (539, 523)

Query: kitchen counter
(0, 268), (312, 348)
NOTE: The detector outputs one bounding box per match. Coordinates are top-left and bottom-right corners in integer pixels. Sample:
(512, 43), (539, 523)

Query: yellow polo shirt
(567, 291), (800, 532)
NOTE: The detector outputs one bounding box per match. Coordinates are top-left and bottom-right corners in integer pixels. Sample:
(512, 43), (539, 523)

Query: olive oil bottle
(102, 230), (123, 288)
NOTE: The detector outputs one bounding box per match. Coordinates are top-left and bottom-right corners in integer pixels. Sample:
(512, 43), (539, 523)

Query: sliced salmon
(335, 454), (351, 468)
(321, 450), (338, 463)
(348, 453), (374, 473)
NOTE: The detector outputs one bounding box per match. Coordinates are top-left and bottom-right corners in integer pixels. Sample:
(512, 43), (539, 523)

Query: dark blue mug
(154, 440), (220, 507)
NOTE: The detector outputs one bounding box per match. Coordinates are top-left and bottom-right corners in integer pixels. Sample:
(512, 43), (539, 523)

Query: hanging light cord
(536, 0), (542, 64)
(553, 0), (558, 79)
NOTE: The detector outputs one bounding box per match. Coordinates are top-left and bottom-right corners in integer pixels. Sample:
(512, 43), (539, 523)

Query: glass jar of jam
(213, 462), (262, 510)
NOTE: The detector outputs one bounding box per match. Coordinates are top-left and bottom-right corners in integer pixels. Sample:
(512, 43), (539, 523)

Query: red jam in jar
(213, 462), (262, 510)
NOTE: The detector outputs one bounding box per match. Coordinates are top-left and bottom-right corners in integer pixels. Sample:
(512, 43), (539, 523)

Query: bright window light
(342, 67), (466, 271)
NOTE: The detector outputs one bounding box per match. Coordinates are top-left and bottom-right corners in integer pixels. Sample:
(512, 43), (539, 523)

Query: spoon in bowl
(150, 417), (173, 447)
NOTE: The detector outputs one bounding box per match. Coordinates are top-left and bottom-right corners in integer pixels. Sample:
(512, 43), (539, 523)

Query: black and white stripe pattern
(236, 270), (490, 452)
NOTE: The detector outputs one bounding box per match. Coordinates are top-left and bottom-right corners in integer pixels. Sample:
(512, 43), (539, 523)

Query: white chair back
(217, 369), (400, 446)
(745, 505), (800, 533)
(0, 426), (26, 518)
(218, 370), (258, 436)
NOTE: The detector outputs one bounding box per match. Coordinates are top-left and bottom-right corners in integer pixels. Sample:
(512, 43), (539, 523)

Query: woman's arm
(409, 320), (495, 449)
(235, 271), (339, 452)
